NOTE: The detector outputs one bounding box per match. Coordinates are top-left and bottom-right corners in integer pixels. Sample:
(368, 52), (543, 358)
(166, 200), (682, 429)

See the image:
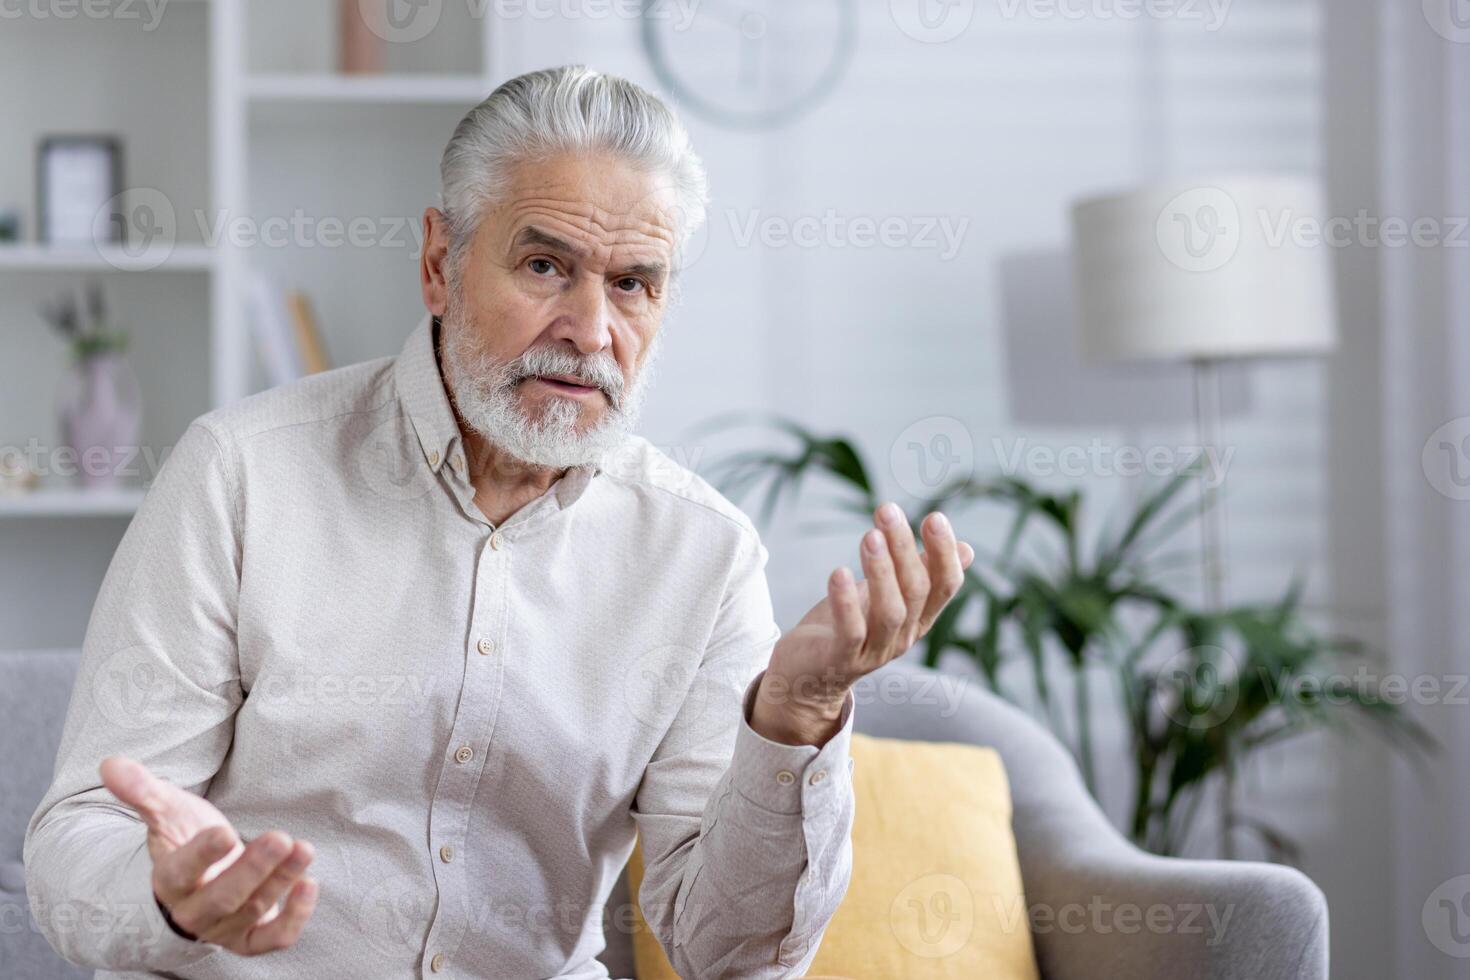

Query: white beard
(437, 299), (660, 469)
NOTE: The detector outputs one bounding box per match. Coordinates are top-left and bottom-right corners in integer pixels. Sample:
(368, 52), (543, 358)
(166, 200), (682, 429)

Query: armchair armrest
(851, 658), (1328, 980)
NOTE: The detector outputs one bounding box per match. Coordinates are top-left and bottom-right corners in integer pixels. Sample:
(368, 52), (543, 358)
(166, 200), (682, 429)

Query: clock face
(641, 0), (857, 129)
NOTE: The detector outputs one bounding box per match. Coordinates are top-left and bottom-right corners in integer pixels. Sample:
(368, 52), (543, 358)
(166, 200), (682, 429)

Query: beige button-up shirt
(25, 317), (855, 979)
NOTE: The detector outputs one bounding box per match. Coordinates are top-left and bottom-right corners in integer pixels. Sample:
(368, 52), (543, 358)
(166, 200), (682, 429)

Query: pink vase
(59, 352), (143, 490)
(341, 0), (387, 74)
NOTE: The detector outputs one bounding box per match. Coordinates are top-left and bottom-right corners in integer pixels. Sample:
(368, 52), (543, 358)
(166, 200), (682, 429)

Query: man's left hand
(750, 501), (975, 746)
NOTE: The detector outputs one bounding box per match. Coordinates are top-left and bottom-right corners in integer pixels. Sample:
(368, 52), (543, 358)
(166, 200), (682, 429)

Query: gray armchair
(3, 650), (1326, 979)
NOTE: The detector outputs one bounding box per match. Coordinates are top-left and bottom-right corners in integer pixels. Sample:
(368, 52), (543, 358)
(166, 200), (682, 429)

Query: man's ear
(421, 208), (453, 317)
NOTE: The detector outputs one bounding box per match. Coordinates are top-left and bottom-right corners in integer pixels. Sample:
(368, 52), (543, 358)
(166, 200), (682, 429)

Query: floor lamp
(1069, 176), (1338, 856)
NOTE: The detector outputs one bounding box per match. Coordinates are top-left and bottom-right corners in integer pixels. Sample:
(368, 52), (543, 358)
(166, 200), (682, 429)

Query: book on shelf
(246, 273), (331, 387)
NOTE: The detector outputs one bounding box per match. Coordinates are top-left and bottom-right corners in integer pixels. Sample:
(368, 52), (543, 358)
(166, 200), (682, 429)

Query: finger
(859, 528), (905, 662)
(959, 540), (975, 568)
(916, 512), (964, 636)
(243, 877), (318, 956)
(827, 566), (865, 655)
(205, 841), (314, 945)
(875, 502), (929, 646)
(154, 827), (238, 904)
(171, 832), (294, 938)
(100, 757), (181, 840)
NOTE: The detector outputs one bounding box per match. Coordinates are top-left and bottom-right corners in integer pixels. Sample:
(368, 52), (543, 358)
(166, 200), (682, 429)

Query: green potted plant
(700, 415), (1432, 860)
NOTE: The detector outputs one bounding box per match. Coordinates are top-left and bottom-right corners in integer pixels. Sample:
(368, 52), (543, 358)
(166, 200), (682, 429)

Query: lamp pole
(1192, 356), (1235, 859)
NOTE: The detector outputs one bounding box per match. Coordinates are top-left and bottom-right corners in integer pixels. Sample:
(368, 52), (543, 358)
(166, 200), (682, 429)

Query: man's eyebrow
(617, 260), (669, 282)
(512, 226), (588, 259)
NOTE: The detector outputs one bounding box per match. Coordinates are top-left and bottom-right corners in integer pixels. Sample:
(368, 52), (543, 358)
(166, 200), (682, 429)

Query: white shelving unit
(0, 488), (147, 518)
(0, 243), (217, 273)
(4, 0), (506, 521)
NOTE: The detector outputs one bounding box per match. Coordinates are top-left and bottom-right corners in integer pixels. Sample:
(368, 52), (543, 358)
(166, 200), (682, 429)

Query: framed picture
(38, 136), (123, 245)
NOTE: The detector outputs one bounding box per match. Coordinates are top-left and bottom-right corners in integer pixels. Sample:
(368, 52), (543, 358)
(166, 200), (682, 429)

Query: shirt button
(430, 953), (445, 972)
(476, 637), (494, 656)
(428, 450), (440, 467)
(489, 531), (504, 550)
(775, 770), (795, 786)
(439, 844), (454, 863)
(809, 769), (828, 786)
(452, 454), (464, 472)
(454, 745), (474, 764)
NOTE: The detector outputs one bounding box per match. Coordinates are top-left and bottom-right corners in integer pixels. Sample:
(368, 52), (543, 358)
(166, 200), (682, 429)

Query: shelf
(0, 488), (144, 518)
(245, 74), (490, 105)
(0, 244), (216, 273)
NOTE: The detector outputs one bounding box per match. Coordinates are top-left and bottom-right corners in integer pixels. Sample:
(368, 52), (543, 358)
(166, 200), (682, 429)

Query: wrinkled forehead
(488, 154), (684, 258)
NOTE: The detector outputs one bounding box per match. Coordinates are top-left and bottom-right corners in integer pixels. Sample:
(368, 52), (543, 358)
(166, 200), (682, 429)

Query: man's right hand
(100, 756), (318, 956)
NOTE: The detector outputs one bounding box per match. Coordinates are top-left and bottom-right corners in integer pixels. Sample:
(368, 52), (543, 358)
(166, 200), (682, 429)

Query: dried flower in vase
(39, 279), (129, 360)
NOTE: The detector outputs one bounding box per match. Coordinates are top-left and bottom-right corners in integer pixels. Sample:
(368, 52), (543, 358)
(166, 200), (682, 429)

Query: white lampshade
(1070, 176), (1338, 362)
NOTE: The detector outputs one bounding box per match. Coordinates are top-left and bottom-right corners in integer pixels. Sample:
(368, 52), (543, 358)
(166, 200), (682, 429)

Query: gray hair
(439, 65), (708, 275)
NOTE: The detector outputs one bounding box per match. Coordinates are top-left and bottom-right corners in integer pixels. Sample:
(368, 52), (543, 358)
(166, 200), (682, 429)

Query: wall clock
(641, 0), (857, 130)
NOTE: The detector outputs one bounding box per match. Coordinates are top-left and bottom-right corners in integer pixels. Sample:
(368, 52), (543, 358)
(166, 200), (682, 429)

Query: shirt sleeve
(23, 420), (244, 972)
(630, 529), (856, 979)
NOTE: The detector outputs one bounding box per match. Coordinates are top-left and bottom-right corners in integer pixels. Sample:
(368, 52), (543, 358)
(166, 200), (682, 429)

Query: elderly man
(25, 66), (973, 979)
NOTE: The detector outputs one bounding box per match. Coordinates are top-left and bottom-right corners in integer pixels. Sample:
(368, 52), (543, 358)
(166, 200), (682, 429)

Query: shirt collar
(392, 314), (608, 511)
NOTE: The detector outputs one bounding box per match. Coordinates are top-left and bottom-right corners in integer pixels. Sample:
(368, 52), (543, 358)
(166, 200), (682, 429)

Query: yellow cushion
(626, 733), (1040, 979)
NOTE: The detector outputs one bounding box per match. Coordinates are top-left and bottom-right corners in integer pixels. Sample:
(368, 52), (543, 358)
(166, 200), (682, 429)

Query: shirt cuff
(116, 830), (221, 969)
(730, 668), (856, 815)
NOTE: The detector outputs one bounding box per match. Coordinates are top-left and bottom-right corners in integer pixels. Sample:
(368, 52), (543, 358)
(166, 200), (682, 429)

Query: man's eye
(528, 258), (556, 276)
(615, 277), (645, 294)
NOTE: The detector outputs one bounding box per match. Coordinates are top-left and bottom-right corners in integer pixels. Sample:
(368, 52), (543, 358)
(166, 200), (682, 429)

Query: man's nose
(551, 278), (613, 355)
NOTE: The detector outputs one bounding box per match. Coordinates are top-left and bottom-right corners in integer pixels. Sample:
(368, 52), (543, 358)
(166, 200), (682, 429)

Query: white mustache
(508, 346), (625, 407)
